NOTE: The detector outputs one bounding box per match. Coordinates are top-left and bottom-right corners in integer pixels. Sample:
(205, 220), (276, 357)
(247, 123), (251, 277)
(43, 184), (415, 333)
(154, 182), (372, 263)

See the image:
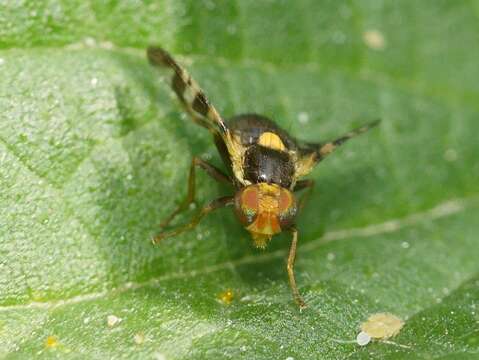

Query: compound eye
(278, 188), (297, 229)
(234, 186), (259, 225)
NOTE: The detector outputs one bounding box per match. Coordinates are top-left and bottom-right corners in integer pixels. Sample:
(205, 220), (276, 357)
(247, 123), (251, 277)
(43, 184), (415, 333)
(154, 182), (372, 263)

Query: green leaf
(1, 1), (478, 359)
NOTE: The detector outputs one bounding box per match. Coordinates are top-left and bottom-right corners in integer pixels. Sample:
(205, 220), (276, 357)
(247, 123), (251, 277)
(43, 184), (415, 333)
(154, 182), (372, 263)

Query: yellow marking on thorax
(258, 132), (286, 151)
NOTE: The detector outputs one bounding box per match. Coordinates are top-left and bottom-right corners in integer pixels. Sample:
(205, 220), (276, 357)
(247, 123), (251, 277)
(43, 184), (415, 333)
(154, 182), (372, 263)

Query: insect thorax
(243, 145), (295, 188)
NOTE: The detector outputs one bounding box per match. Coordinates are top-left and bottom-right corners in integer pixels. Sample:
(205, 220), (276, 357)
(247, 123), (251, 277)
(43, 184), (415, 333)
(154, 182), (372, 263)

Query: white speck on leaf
(84, 37), (96, 47)
(0, 58), (5, 66)
(356, 331), (371, 346)
(298, 112), (310, 124)
(100, 41), (114, 49)
(134, 333), (145, 345)
(444, 148), (457, 162)
(363, 30), (386, 50)
(107, 314), (122, 327)
(91, 77), (98, 86)
(154, 353), (166, 360)
(401, 241), (410, 249)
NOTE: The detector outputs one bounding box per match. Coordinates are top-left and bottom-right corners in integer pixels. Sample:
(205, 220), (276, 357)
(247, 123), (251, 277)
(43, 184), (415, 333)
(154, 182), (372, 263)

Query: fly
(147, 47), (380, 309)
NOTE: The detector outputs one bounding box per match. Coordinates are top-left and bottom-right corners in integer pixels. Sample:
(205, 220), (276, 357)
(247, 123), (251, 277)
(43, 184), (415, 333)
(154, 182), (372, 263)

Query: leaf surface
(1, 1), (478, 359)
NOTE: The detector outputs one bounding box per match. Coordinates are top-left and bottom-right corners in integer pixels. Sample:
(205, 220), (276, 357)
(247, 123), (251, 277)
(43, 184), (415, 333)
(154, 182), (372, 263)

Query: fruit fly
(147, 47), (379, 309)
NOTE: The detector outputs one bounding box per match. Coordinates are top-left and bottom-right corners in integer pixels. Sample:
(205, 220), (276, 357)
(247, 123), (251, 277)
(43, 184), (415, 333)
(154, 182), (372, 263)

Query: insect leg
(147, 46), (228, 136)
(287, 227), (307, 309)
(160, 157), (232, 229)
(294, 179), (315, 211)
(152, 196), (234, 244)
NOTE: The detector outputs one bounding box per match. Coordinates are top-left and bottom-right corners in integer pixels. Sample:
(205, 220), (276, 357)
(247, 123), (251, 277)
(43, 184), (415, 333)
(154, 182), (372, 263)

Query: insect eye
(234, 186), (259, 225)
(278, 188), (297, 229)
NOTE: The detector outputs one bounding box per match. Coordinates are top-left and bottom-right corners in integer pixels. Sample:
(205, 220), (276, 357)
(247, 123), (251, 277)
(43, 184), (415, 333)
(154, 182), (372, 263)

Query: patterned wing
(147, 46), (228, 136)
(147, 47), (246, 184)
(295, 120), (381, 178)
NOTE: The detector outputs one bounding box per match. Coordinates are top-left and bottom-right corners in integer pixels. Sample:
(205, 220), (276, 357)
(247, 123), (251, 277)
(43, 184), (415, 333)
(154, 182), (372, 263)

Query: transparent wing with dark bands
(295, 120), (381, 178)
(147, 46), (228, 136)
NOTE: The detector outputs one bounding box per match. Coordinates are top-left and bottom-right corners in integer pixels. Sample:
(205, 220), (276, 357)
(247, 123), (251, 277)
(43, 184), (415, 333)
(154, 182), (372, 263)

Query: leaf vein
(0, 196), (473, 312)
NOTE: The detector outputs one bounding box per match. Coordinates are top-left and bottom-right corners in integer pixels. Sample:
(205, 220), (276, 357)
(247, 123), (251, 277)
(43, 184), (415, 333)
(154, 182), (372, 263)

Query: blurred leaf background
(0, 1), (478, 359)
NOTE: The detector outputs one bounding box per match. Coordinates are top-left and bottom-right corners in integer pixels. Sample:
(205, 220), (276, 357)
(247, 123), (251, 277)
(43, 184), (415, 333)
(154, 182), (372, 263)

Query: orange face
(234, 183), (297, 249)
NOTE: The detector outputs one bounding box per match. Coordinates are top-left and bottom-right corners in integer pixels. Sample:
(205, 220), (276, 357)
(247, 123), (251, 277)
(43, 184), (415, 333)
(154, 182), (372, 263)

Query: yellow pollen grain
(360, 313), (404, 339)
(45, 336), (58, 349)
(218, 289), (234, 305)
(258, 132), (286, 151)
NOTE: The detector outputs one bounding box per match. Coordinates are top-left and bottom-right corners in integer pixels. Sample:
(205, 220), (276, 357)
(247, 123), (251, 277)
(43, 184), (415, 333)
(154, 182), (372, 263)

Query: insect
(147, 46), (379, 309)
